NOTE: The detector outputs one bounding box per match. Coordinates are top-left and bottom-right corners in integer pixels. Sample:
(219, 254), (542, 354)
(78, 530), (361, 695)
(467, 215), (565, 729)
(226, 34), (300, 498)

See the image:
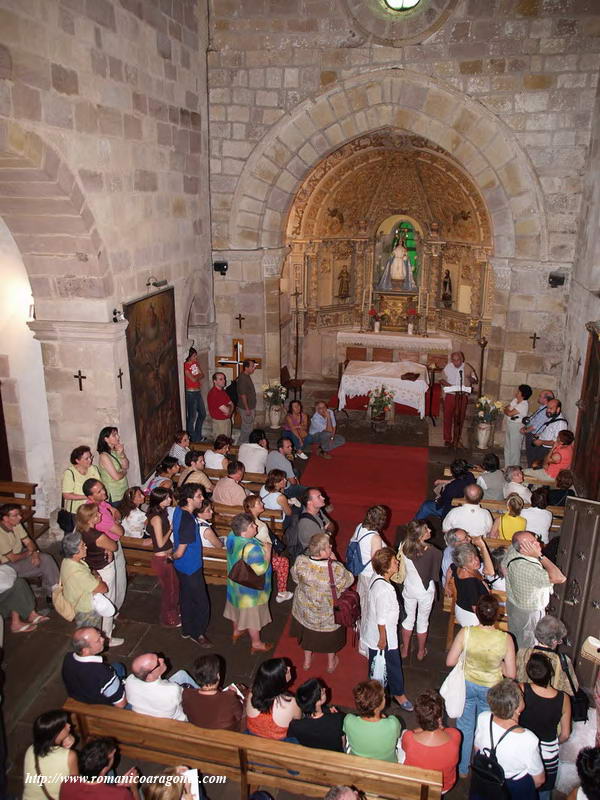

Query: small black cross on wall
(235, 313), (245, 330)
(529, 332), (540, 350)
(73, 370), (87, 391)
(117, 368), (124, 389)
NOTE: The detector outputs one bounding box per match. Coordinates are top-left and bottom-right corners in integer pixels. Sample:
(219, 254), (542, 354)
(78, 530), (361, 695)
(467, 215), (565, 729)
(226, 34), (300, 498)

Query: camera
(521, 416), (531, 426)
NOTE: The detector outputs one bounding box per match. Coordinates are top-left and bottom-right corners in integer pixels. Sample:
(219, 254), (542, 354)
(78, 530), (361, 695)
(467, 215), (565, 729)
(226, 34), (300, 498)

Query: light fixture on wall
(146, 274), (168, 290)
(112, 308), (126, 323)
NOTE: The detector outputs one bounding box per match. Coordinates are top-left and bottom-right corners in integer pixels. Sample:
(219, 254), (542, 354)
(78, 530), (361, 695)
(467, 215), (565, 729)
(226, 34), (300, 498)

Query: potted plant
(474, 395), (503, 449)
(368, 384), (395, 424)
(263, 382), (288, 429)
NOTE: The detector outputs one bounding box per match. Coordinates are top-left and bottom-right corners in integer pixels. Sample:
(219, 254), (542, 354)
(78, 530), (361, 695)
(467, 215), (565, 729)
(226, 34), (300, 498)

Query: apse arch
(227, 68), (548, 265)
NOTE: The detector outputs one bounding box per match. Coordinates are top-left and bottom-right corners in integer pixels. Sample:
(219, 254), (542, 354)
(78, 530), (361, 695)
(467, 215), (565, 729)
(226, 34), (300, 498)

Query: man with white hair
(440, 351), (478, 447)
(323, 788), (360, 800)
(503, 531), (566, 648)
(442, 485), (493, 539)
(441, 527), (470, 586)
(503, 466), (532, 504)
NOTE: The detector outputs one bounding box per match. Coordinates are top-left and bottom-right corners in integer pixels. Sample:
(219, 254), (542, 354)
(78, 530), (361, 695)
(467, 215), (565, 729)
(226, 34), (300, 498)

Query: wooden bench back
(212, 503), (285, 539)
(64, 699), (442, 800)
(451, 497), (564, 525)
(190, 442), (239, 456)
(0, 480), (40, 537)
(442, 466), (554, 486)
(204, 468), (265, 493)
(121, 536), (229, 584)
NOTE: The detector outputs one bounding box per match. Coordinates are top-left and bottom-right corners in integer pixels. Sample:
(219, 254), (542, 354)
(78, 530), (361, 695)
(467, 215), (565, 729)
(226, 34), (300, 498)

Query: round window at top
(384, 0), (421, 9)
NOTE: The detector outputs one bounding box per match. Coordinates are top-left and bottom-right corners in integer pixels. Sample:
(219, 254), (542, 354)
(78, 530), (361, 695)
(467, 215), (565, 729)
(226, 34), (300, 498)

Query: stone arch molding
(0, 119), (111, 309)
(228, 69), (548, 264)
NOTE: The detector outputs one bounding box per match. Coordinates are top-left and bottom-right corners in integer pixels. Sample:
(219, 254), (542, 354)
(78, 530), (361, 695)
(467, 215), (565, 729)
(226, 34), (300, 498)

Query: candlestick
(425, 291), (429, 316)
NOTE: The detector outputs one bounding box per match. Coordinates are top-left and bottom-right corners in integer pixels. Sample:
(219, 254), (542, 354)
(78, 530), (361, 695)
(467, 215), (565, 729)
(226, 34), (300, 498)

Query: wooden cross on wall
(215, 338), (262, 380)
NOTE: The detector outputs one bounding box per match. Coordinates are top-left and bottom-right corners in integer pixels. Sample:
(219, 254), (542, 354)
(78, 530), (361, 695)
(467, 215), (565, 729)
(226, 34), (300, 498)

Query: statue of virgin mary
(376, 240), (417, 292)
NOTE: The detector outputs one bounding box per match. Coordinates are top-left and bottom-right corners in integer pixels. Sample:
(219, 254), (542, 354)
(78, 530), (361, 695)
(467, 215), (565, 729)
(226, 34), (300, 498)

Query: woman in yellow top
(490, 492), (527, 541)
(61, 446), (100, 513)
(22, 710), (78, 800)
(446, 593), (516, 777)
(97, 426), (129, 505)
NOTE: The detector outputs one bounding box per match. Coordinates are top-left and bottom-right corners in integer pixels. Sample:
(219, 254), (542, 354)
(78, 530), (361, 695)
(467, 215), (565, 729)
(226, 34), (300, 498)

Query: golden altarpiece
(280, 130), (494, 379)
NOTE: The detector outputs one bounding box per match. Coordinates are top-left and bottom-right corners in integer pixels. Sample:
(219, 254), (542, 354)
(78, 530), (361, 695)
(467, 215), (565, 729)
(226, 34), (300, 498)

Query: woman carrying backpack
(348, 506), (388, 651)
(471, 678), (544, 800)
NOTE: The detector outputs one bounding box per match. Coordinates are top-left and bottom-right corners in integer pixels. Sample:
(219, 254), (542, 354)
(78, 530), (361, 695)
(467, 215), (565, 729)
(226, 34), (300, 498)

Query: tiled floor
(4, 397), (500, 799)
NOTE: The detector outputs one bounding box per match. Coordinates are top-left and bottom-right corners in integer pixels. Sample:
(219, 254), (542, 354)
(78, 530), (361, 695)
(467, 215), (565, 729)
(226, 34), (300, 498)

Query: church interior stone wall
(0, 0), (212, 499)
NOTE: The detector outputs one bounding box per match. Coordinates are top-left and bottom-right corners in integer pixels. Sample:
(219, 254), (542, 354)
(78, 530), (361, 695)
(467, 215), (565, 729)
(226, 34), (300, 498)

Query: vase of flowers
(263, 383), (288, 429)
(474, 395), (503, 449)
(368, 307), (387, 333)
(368, 385), (395, 423)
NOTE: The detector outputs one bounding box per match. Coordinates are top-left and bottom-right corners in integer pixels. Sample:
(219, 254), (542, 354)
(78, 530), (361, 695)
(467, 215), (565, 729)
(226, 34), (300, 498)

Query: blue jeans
(368, 647), (405, 696)
(169, 669), (199, 689)
(283, 430), (301, 449)
(457, 680), (490, 775)
(185, 390), (206, 442)
(415, 499), (444, 521)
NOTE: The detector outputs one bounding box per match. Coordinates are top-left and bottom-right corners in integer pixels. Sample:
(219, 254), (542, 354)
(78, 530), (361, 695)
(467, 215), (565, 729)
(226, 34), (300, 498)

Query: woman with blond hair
(400, 520), (441, 662)
(491, 493), (527, 541)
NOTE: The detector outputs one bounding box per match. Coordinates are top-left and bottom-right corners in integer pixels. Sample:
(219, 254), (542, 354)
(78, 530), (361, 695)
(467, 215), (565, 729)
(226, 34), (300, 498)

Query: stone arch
(227, 68), (548, 265)
(0, 119), (111, 308)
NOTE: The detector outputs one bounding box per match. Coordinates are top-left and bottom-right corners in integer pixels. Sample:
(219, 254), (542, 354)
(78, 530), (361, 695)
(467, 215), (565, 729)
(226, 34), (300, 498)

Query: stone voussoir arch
(228, 68), (548, 265)
(0, 117), (111, 303)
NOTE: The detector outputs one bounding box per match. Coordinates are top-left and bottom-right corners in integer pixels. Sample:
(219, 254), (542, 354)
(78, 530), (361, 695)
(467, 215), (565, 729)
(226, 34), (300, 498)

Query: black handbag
(228, 543), (265, 590)
(559, 652), (589, 722)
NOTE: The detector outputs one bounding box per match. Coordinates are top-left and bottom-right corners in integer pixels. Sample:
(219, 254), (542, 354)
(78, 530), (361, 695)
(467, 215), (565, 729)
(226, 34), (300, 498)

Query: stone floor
(3, 398), (500, 799)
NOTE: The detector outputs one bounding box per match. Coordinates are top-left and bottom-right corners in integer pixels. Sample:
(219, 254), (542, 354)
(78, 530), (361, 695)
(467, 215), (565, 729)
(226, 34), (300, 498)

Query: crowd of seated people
(6, 404), (599, 800)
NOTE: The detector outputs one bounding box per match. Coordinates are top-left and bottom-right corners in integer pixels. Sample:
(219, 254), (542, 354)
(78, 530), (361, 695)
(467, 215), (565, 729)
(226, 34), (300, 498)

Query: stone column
(28, 319), (139, 506)
(262, 247), (288, 384)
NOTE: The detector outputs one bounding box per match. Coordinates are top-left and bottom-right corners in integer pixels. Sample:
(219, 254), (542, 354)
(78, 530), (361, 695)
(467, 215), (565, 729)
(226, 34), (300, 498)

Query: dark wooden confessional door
(548, 497), (600, 694)
(574, 322), (600, 501)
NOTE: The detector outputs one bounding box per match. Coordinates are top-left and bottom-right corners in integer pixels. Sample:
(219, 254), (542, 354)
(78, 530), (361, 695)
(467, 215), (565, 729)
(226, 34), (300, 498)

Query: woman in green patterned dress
(224, 512), (273, 654)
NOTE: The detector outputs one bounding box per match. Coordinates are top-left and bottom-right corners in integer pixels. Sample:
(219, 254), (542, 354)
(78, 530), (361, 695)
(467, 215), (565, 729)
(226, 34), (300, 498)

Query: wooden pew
(204, 467), (266, 494)
(450, 496), (564, 530)
(443, 466), (553, 486)
(121, 506), (284, 584)
(64, 699), (443, 800)
(0, 480), (49, 539)
(190, 442), (239, 457)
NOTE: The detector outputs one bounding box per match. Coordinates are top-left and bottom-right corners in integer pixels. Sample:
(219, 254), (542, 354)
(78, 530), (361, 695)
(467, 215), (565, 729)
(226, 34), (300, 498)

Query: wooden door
(574, 322), (600, 500)
(547, 497), (600, 693)
(0, 382), (11, 481)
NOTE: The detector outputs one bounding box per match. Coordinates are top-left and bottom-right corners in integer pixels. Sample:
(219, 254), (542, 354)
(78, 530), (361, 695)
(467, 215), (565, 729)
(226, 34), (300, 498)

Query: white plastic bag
(439, 627), (469, 718)
(370, 649), (387, 686)
(92, 593), (116, 618)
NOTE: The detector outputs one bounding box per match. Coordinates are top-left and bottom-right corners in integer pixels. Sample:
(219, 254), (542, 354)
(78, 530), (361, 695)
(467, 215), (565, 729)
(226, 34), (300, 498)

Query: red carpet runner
(274, 442), (428, 707)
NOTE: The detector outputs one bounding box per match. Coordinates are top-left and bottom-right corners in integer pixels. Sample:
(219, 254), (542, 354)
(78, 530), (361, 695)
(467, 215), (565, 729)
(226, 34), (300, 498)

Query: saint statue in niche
(376, 237), (417, 292)
(337, 265), (350, 299)
(442, 269), (453, 308)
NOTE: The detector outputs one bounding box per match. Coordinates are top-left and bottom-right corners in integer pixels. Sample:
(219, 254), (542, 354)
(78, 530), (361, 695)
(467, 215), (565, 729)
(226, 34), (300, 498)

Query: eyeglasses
(149, 656), (163, 673)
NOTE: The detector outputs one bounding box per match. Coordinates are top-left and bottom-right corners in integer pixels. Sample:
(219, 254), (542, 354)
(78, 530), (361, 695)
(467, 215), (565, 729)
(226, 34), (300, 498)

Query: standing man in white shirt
(503, 384), (532, 467)
(440, 352), (478, 448)
(521, 389), (555, 466)
(124, 652), (198, 720)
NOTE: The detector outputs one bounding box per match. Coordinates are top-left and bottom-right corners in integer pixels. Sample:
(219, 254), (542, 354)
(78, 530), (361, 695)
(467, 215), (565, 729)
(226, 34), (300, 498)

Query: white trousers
(504, 423), (524, 468)
(401, 587), (435, 634)
(98, 560), (116, 638)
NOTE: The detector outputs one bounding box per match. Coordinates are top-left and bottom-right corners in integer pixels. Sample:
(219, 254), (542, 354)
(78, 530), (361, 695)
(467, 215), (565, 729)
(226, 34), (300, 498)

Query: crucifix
(73, 370), (87, 391)
(529, 332), (540, 350)
(235, 313), (245, 330)
(117, 368), (124, 389)
(215, 338), (262, 379)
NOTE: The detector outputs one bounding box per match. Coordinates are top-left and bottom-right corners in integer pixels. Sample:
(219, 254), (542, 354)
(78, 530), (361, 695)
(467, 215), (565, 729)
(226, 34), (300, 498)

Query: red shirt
(402, 727), (461, 793)
(546, 443), (573, 479)
(184, 359), (201, 390)
(208, 386), (231, 420)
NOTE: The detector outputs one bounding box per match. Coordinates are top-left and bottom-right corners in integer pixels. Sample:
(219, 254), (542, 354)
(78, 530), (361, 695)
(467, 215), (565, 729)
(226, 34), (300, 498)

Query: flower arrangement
(263, 382), (288, 406)
(368, 385), (395, 417)
(368, 307), (387, 323)
(475, 395), (504, 424)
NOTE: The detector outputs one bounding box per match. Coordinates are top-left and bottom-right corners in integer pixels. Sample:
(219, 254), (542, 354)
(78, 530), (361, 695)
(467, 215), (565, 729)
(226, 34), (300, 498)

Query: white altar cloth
(338, 360), (429, 417)
(337, 330), (452, 353)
